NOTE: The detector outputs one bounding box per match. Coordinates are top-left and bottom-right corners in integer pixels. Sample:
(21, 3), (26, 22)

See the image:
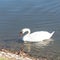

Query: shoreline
(0, 49), (48, 60)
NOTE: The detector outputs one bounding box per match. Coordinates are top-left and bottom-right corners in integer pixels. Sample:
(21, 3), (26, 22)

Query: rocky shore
(0, 49), (48, 60)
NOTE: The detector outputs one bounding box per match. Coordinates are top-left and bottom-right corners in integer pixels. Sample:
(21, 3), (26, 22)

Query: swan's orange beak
(19, 32), (23, 37)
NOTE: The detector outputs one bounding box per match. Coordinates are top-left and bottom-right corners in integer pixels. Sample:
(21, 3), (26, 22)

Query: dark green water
(0, 0), (60, 59)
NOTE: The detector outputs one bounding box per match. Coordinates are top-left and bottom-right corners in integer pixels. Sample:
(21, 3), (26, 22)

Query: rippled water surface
(0, 0), (60, 59)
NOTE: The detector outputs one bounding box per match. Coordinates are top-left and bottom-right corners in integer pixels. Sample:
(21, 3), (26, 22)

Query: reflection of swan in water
(20, 28), (55, 42)
(19, 28), (55, 52)
(34, 39), (54, 47)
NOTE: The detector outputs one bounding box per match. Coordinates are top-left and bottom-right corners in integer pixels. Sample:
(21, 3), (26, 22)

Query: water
(0, 0), (60, 59)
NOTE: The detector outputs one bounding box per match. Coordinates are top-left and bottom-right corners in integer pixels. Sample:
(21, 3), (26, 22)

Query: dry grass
(0, 57), (8, 60)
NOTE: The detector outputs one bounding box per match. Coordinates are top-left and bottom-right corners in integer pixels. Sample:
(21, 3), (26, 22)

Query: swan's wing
(29, 31), (51, 42)
(30, 31), (50, 37)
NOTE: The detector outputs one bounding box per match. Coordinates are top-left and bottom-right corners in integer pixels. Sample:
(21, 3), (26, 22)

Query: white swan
(20, 28), (55, 42)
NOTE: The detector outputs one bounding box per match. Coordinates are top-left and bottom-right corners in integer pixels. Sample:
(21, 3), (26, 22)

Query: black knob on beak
(19, 32), (23, 37)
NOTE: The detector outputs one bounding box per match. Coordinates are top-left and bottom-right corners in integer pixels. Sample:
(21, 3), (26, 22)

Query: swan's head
(19, 28), (31, 36)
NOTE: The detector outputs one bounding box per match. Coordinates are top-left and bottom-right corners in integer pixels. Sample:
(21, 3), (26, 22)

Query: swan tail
(50, 31), (55, 38)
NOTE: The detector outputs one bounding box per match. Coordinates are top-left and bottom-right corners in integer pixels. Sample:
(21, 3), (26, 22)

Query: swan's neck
(28, 29), (31, 34)
(23, 28), (31, 35)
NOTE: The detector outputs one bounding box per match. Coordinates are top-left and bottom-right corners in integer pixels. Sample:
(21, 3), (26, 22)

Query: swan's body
(20, 28), (55, 42)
